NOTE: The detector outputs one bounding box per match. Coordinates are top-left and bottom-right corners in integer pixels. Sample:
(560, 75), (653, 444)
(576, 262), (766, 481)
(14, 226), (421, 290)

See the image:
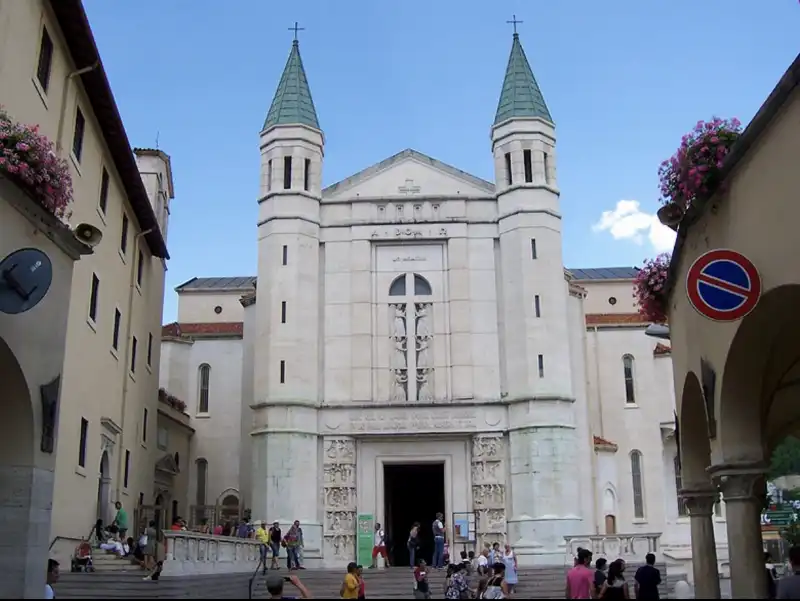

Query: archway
(0, 336), (36, 598)
(97, 451), (111, 524)
(219, 493), (240, 524)
(678, 372), (712, 488)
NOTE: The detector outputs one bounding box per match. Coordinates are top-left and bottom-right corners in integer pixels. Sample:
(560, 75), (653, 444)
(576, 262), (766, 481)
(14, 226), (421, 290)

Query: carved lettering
(369, 226), (448, 240)
(347, 410), (477, 434)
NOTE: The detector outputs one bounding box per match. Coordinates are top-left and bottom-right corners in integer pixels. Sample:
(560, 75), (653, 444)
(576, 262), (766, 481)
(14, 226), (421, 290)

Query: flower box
(634, 253), (671, 323)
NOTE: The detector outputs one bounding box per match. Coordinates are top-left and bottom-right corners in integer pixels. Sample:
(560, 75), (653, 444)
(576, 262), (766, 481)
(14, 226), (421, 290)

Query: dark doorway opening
(383, 462), (445, 567)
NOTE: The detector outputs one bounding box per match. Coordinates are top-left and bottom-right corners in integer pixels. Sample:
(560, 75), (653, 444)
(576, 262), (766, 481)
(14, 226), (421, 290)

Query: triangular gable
(322, 149), (495, 201)
(155, 454), (179, 475)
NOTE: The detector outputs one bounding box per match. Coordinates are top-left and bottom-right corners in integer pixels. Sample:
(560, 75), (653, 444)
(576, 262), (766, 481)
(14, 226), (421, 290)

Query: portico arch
(678, 371), (712, 487)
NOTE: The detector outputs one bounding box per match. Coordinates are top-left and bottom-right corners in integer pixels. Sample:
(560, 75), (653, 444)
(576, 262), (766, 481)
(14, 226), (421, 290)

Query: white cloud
(592, 200), (677, 254)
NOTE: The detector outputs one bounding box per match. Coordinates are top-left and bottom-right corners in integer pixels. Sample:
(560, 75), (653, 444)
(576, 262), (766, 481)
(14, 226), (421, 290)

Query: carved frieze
(323, 436), (357, 561)
(472, 434), (507, 545)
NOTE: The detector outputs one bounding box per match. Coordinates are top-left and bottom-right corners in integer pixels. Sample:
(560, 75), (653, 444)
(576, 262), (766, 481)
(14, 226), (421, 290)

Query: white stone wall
(177, 291), (248, 323)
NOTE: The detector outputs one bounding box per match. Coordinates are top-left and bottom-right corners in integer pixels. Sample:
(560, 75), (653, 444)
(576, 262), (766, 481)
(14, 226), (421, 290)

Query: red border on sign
(686, 249), (761, 321)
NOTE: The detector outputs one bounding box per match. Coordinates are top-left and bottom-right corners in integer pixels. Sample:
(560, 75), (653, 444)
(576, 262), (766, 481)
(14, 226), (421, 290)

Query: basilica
(159, 32), (728, 574)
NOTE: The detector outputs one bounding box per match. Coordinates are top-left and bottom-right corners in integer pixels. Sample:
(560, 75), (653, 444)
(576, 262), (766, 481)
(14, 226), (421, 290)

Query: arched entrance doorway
(0, 336), (38, 598)
(219, 493), (240, 524)
(97, 451), (111, 525)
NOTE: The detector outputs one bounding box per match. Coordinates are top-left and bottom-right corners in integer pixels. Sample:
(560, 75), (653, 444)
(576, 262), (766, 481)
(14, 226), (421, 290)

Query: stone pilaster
(471, 433), (507, 547)
(680, 488), (721, 600)
(710, 463), (768, 599)
(322, 436), (357, 564)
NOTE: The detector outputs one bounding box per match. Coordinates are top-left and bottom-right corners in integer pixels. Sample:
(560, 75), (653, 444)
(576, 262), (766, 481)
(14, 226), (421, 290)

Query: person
(269, 521), (282, 570)
(444, 562), (469, 599)
(594, 558), (608, 597)
(255, 521), (269, 574)
(766, 551), (778, 599)
(414, 559), (431, 599)
(566, 547), (595, 599)
(141, 520), (159, 580)
(284, 522), (302, 570)
(45, 558), (59, 599)
(432, 513), (446, 569)
(598, 559), (629, 600)
(370, 522), (389, 568)
(113, 502), (128, 539)
(777, 545), (800, 598)
(266, 573), (311, 599)
(341, 562), (361, 599)
(356, 565), (366, 600)
(503, 543), (518, 594)
(408, 522), (420, 568)
(633, 553), (661, 599)
(483, 561), (509, 598)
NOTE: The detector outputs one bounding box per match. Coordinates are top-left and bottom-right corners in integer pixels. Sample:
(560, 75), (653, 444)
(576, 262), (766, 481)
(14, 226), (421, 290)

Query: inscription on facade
(370, 226), (448, 240)
(348, 410), (477, 433)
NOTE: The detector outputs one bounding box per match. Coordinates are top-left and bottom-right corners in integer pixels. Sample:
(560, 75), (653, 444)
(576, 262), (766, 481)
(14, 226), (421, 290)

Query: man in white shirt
(370, 522), (390, 568)
(45, 558), (59, 599)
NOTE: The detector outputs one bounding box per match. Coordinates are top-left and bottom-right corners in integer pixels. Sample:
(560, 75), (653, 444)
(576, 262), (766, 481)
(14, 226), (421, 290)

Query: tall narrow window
(534, 295), (541, 318)
(98, 168), (109, 214)
(72, 107), (86, 162)
(88, 273), (100, 322)
(198, 364), (210, 413)
(281, 301), (287, 323)
(147, 333), (153, 367)
(523, 149), (533, 183)
(282, 245), (288, 266)
(78, 418), (88, 468)
(280, 360), (286, 384)
(537, 354), (544, 378)
(130, 336), (138, 373)
(112, 309), (121, 350)
(623, 355), (636, 403)
(504, 152), (512, 185)
(137, 250), (144, 286)
(674, 455), (687, 516)
(124, 450), (131, 488)
(36, 26), (54, 92)
(304, 158), (311, 191)
(531, 239), (538, 260)
(142, 407), (148, 443)
(120, 214), (129, 255)
(267, 159), (273, 192)
(195, 458), (208, 506)
(631, 450), (645, 518)
(543, 152), (550, 185)
(283, 156), (292, 189)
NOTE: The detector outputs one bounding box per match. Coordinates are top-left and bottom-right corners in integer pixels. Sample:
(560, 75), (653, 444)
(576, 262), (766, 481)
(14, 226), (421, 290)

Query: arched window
(195, 458), (208, 506)
(389, 275), (406, 296)
(414, 274), (432, 296)
(630, 450), (645, 518)
(622, 355), (636, 403)
(198, 364), (211, 413)
(674, 455), (687, 516)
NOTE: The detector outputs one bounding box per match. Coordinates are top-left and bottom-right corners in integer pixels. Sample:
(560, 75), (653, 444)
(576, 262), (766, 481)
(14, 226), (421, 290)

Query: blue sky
(83, 0), (798, 323)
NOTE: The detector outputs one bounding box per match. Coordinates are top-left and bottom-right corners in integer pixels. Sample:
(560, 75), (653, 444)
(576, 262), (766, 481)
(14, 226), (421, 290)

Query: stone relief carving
(416, 369), (434, 402)
(391, 304), (407, 338)
(391, 370), (408, 402)
(414, 303), (434, 402)
(471, 434), (507, 545)
(415, 303), (432, 338)
(323, 436), (357, 560)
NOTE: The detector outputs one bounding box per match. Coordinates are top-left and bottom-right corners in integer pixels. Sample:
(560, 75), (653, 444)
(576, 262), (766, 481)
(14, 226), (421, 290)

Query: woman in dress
(444, 563), (469, 599)
(142, 520), (158, 580)
(502, 543), (518, 594)
(599, 559), (629, 599)
(482, 562), (509, 599)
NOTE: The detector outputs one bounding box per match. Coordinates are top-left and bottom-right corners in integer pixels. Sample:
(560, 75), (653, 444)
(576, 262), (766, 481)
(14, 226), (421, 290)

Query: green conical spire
(263, 40), (320, 130)
(494, 33), (552, 126)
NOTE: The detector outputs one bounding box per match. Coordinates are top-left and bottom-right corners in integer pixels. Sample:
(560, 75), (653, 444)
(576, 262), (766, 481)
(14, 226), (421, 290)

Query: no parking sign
(686, 249), (761, 321)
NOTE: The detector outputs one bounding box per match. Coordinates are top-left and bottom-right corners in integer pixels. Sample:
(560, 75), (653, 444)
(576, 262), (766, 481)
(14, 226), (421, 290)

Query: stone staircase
(55, 564), (670, 598)
(89, 551), (145, 573)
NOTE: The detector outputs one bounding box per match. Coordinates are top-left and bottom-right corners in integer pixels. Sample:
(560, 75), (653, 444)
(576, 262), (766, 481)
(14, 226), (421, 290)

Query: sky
(82, 0), (799, 323)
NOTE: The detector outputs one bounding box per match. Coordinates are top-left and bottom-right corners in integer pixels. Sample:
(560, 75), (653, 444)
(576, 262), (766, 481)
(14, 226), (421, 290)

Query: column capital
(679, 488), (718, 517)
(708, 462), (768, 501)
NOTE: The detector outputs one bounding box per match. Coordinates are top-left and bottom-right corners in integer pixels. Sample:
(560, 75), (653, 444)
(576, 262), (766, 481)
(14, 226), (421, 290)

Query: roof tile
(263, 40), (319, 130)
(162, 322), (243, 338)
(585, 313), (649, 325)
(494, 34), (552, 125)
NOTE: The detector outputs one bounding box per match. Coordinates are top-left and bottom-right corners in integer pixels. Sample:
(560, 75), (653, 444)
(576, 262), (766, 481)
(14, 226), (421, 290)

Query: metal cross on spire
(506, 14), (523, 34)
(288, 21), (305, 41)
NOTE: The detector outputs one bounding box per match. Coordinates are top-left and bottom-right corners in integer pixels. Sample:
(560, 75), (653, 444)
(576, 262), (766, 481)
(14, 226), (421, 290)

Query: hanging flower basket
(0, 107), (73, 220)
(658, 117), (742, 212)
(634, 253), (671, 323)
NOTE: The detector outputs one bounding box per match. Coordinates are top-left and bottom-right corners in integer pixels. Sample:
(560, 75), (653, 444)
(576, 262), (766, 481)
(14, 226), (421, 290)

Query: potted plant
(633, 253), (671, 323)
(657, 117), (742, 227)
(0, 107), (73, 220)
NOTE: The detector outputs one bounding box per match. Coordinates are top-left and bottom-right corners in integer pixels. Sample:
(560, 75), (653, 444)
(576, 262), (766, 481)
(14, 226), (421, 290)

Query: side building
(0, 0), (175, 567)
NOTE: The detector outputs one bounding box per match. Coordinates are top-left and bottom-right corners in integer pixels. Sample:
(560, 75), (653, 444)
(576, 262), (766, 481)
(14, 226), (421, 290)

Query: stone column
(680, 488), (721, 599)
(711, 463), (768, 599)
(471, 433), (507, 548)
(322, 436), (357, 566)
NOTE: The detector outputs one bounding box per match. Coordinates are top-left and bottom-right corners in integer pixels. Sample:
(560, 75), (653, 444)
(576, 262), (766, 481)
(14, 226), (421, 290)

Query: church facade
(160, 33), (730, 573)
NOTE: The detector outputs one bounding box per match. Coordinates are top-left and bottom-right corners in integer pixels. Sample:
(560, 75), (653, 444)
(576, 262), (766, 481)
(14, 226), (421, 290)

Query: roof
(654, 343), (672, 356)
(162, 322), (244, 338)
(494, 34), (552, 126)
(666, 52), (800, 303)
(175, 276), (256, 292)
(48, 0), (169, 259)
(263, 40), (320, 131)
(569, 267), (640, 281)
(593, 435), (618, 452)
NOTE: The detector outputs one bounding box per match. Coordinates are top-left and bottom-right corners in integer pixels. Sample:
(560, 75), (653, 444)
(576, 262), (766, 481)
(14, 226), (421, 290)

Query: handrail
(49, 535), (82, 551)
(248, 556), (264, 600)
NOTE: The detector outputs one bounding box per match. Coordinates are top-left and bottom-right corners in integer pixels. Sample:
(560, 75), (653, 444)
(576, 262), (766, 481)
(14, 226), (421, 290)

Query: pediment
(322, 149), (495, 201)
(155, 454), (179, 475)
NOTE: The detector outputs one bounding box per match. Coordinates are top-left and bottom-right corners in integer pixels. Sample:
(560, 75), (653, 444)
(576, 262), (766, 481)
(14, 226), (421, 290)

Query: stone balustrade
(162, 531), (262, 575)
(564, 533), (661, 562)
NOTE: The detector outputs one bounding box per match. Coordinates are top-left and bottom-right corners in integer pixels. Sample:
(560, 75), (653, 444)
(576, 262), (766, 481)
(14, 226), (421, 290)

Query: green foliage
(770, 437), (800, 480)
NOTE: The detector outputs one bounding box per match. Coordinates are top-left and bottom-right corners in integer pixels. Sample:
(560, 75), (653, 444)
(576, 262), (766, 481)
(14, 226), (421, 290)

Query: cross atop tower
(288, 21), (305, 41)
(506, 14), (523, 35)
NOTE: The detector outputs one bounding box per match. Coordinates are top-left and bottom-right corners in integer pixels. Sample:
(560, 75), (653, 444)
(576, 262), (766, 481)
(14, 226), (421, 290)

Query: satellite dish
(644, 323), (671, 340)
(0, 248), (53, 315)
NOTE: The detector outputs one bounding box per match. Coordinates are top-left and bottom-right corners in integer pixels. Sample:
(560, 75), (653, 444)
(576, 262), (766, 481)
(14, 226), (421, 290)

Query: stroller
(71, 539), (95, 572)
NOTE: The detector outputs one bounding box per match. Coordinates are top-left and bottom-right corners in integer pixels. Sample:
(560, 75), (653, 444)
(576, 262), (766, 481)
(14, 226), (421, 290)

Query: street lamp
(644, 323), (670, 340)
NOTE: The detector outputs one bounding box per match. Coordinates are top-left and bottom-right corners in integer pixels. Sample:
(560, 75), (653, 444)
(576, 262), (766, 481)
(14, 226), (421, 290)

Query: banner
(357, 513), (374, 566)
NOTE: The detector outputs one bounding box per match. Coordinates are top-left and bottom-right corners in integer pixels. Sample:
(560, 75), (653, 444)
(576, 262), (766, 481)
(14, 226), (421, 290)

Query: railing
(162, 530), (261, 576)
(563, 533), (661, 564)
(248, 556), (265, 600)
